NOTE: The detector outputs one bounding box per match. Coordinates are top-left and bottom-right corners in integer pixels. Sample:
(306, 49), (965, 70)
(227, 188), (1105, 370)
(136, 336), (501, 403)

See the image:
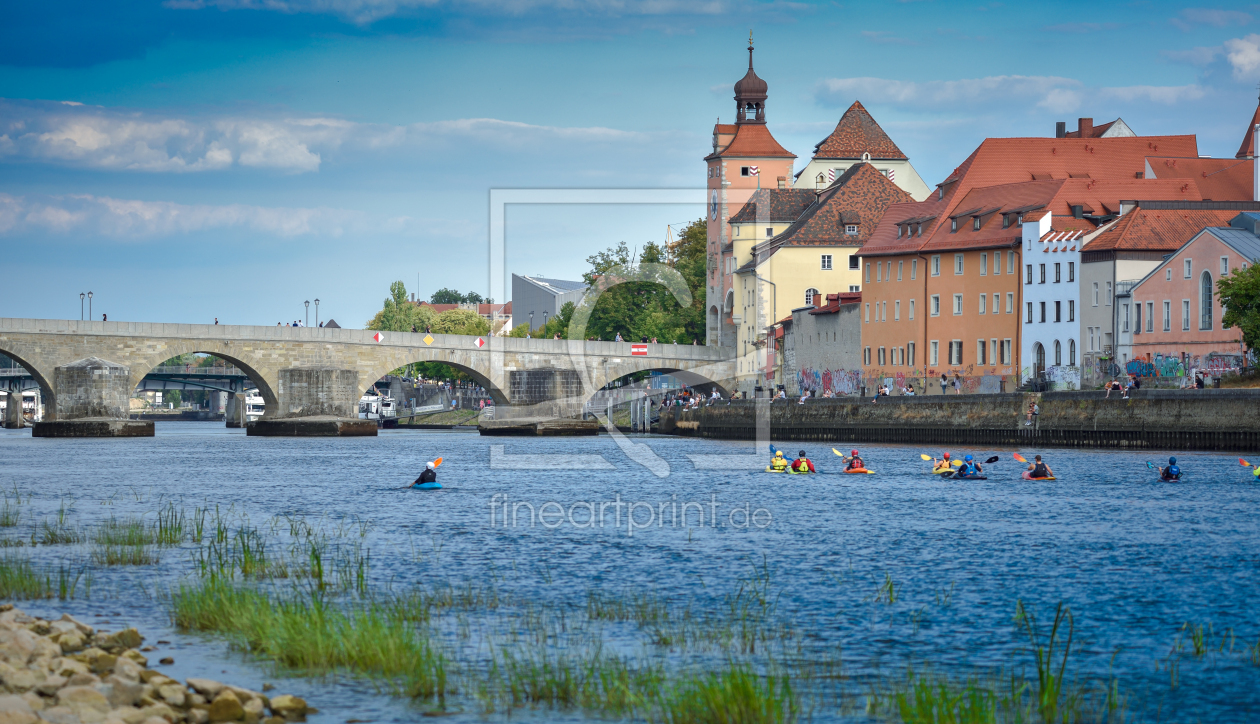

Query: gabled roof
(1083, 205), (1241, 253)
(1132, 225), (1260, 293)
(808, 291), (861, 315)
(514, 275), (588, 294)
(1062, 118), (1135, 139)
(1237, 101), (1260, 159)
(706, 123), (795, 160)
(812, 101), (907, 160)
(747, 163), (913, 261)
(1146, 156), (1253, 201)
(729, 189), (816, 223)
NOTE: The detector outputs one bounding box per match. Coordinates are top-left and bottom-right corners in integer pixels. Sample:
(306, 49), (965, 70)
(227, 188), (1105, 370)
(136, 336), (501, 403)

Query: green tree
(430, 288), (465, 304)
(1219, 265), (1260, 352)
(164, 390), (181, 408)
(431, 308), (490, 336)
(509, 301), (575, 338)
(367, 281), (433, 332)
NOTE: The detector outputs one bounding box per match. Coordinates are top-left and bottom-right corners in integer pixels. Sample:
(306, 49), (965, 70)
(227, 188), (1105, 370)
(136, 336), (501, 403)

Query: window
(1222, 256), (1230, 275)
(1201, 271), (1213, 329)
(1106, 282), (1113, 306)
(1068, 300), (1074, 322)
(734, 226), (741, 237)
(845, 225), (858, 235)
(993, 293), (1000, 314)
(897, 225), (903, 239)
(849, 254), (859, 270)
(1166, 268), (1172, 281)
(995, 251), (1002, 275)
(1092, 282), (1099, 306)
(806, 288), (820, 306)
(1054, 263), (1061, 283)
(878, 347), (885, 365)
(932, 256), (941, 276)
(911, 260), (918, 279)
(741, 166), (750, 176)
(949, 340), (963, 365)
(1008, 251), (1015, 275)
(908, 342), (916, 367)
(876, 262), (882, 282)
(930, 340), (939, 365)
(1146, 301), (1154, 332)
(955, 254), (964, 275)
(864, 347), (871, 365)
(1002, 214), (1011, 229)
(950, 219), (958, 233)
(990, 338), (998, 365)
(881, 301), (887, 321)
(1039, 301), (1046, 323)
(977, 339), (986, 365)
(909, 299), (916, 320)
(1069, 339), (1076, 366)
(1006, 293), (1014, 314)
(849, 285), (860, 292)
(820, 254), (832, 270)
(864, 303), (870, 323)
(953, 294), (963, 315)
(1089, 327), (1096, 352)
(817, 174), (826, 189)
(981, 253), (988, 276)
(1184, 258), (1192, 279)
(865, 263), (871, 283)
(766, 227), (774, 238)
(897, 260), (903, 281)
(1163, 301), (1170, 331)
(1054, 340), (1062, 366)
(1026, 301), (1033, 323)
(1054, 300), (1061, 322)
(972, 216), (981, 231)
(1068, 262), (1075, 282)
(1039, 264), (1046, 284)
(931, 295), (940, 316)
(1135, 303), (1142, 335)
(1026, 264), (1033, 284)
(1123, 304), (1130, 332)
(1001, 339), (1012, 365)
(894, 300), (901, 321)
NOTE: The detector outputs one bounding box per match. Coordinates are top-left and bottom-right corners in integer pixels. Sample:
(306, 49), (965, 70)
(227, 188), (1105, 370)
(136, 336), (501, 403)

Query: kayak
(787, 469), (816, 474)
(412, 482), (442, 490)
(931, 467), (954, 475)
(764, 467), (788, 473)
(843, 468), (875, 474)
(1021, 472), (1055, 481)
(946, 473), (987, 480)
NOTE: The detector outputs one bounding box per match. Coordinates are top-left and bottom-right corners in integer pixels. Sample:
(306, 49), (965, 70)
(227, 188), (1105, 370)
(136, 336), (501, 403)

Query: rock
(260, 718), (284, 724)
(119, 651), (147, 668)
(67, 673), (101, 687)
(98, 631), (142, 654)
(34, 705), (80, 724)
(137, 672), (166, 685)
(265, 695), (307, 722)
(186, 709), (209, 724)
(225, 688), (264, 707)
(259, 685), (273, 693)
(157, 659), (173, 667)
(113, 658), (143, 682)
(0, 660), (42, 693)
(207, 691), (243, 723)
(53, 658), (90, 678)
(187, 694), (205, 707)
(56, 686), (112, 714)
(241, 698), (264, 724)
(57, 633), (88, 655)
(35, 674), (67, 696)
(58, 616), (94, 636)
(184, 680), (225, 700)
(142, 718), (172, 724)
(0, 629), (37, 666)
(102, 676), (144, 707)
(156, 685), (185, 709)
(90, 654), (118, 676)
(137, 703), (177, 723)
(17, 693), (41, 713)
(0, 695), (37, 724)
(102, 706), (146, 724)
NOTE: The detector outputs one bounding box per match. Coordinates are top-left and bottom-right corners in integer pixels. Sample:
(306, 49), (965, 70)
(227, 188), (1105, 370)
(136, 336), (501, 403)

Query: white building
(1021, 211), (1083, 389)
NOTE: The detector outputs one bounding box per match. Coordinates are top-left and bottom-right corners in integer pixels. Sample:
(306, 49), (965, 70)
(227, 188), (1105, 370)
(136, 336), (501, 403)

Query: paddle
(919, 454), (933, 461)
(1240, 457), (1251, 467)
(1013, 453), (1027, 463)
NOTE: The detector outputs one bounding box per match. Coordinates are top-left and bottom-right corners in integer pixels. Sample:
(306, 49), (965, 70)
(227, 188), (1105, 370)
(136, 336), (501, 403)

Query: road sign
(631, 344), (647, 356)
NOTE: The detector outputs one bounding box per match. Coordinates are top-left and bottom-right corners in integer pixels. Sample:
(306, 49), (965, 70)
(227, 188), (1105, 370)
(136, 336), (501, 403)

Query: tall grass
(93, 516), (155, 546)
(38, 522), (84, 545)
(0, 555), (53, 598)
(92, 544), (159, 566)
(660, 663), (797, 724)
(0, 498), (20, 527)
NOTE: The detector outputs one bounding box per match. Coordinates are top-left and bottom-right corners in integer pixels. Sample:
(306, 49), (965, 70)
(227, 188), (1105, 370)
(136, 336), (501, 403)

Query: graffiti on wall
(798, 368), (862, 395)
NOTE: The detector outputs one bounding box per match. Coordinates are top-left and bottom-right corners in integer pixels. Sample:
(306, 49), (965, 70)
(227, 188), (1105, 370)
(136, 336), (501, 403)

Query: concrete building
(793, 101), (931, 201)
(510, 275), (587, 332)
(775, 292), (863, 396)
(1020, 212), (1084, 389)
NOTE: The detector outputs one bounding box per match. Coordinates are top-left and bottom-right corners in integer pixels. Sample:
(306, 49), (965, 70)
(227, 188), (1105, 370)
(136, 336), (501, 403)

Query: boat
(244, 392), (265, 422)
(359, 392), (399, 428)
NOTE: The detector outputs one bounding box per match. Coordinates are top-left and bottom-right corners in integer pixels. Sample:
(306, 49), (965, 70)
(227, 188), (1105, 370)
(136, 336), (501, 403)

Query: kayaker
(932, 452), (953, 473)
(768, 450), (789, 472)
(791, 450), (816, 474)
(1159, 457), (1181, 481)
(958, 454), (982, 477)
(414, 461), (437, 485)
(846, 449), (865, 471)
(1025, 455), (1053, 479)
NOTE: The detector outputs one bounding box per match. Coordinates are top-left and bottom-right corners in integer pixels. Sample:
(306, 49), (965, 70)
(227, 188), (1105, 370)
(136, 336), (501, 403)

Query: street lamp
(87, 292), (93, 321)
(543, 311), (549, 330)
(529, 312), (534, 331)
(304, 300), (310, 327)
(314, 298), (320, 327)
(79, 293), (84, 321)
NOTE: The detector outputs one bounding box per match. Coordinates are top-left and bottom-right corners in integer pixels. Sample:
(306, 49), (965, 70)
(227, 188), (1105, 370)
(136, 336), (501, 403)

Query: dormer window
(916, 223), (923, 236)
(897, 225), (903, 239)
(1017, 214), (1024, 225)
(973, 217), (982, 231)
(1002, 214), (1010, 229)
(845, 225), (859, 236)
(950, 219), (958, 233)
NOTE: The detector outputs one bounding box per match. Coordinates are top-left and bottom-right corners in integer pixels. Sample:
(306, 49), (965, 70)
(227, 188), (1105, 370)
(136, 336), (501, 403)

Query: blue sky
(2, 1), (1259, 326)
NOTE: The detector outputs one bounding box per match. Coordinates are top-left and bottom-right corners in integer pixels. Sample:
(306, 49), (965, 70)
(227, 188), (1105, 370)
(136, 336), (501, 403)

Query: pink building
(1127, 213), (1260, 376)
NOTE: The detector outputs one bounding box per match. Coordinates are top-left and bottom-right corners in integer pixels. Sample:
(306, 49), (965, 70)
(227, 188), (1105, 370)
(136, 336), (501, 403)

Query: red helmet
(943, 452), (951, 459)
(851, 450), (859, 456)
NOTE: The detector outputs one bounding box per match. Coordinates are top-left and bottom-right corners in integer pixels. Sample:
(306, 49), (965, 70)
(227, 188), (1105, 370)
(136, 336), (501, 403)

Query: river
(2, 422), (1258, 722)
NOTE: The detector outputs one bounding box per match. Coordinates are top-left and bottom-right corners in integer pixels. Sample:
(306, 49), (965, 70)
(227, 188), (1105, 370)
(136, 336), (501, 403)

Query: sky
(3, 1), (1260, 327)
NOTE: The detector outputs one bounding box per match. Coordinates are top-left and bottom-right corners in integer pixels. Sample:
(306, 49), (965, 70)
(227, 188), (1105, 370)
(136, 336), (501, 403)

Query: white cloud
(1225, 34), (1260, 79)
(815, 75), (1205, 114)
(1178, 8), (1252, 28)
(1161, 45), (1223, 65)
(164, 0), (733, 23)
(0, 99), (647, 174)
(0, 192), (415, 239)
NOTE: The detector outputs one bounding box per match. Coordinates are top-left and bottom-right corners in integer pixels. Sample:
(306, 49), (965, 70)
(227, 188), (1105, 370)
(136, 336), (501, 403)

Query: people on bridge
(415, 461), (437, 485)
(768, 450), (789, 473)
(791, 450), (816, 474)
(1160, 457), (1181, 481)
(1026, 454), (1053, 479)
(957, 454), (983, 478)
(846, 449), (865, 471)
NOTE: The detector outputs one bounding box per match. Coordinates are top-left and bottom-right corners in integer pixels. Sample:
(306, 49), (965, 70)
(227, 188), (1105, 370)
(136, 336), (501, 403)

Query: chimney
(1078, 118), (1093, 138)
(1071, 205), (1084, 219)
(1055, 121), (1066, 139)
(1255, 124), (1259, 203)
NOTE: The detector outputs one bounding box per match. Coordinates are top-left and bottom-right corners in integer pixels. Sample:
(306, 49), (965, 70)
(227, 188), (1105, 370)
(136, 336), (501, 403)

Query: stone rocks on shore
(0, 606), (315, 724)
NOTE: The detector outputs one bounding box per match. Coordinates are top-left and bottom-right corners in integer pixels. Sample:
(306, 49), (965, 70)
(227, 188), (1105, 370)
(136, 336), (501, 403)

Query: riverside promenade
(660, 389), (1260, 451)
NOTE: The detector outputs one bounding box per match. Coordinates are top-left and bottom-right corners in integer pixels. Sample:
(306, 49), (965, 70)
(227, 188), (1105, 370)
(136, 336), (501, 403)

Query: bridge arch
(0, 343), (57, 420)
(356, 348), (506, 404)
(586, 362), (732, 404)
(128, 345), (279, 415)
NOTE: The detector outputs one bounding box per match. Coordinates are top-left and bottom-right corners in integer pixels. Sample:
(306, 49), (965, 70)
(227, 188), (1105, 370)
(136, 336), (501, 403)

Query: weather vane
(749, 30), (753, 49)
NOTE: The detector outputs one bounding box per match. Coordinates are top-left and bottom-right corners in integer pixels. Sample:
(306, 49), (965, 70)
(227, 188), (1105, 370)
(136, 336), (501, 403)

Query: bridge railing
(147, 365), (247, 376)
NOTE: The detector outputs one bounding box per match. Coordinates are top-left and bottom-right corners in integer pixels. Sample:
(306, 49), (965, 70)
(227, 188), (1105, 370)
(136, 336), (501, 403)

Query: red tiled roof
(1082, 206), (1241, 252)
(1063, 119), (1115, 138)
(1146, 156), (1253, 201)
(1237, 102), (1260, 159)
(812, 101), (906, 160)
(715, 123), (737, 135)
(730, 188), (817, 223)
(707, 123), (796, 159)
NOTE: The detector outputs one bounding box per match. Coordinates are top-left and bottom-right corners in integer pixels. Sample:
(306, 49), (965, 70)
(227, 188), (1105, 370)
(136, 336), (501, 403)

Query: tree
(367, 281), (433, 332)
(431, 308), (490, 336)
(1218, 265), (1260, 353)
(430, 289), (488, 305)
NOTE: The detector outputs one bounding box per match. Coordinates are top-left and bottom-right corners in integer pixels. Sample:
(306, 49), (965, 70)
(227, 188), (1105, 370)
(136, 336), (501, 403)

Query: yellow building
(728, 163), (913, 393)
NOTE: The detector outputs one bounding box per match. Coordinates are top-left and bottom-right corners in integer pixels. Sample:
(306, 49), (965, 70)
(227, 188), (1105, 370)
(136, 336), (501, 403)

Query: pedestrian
(214, 317), (219, 325)
(953, 374), (961, 394)
(1025, 400), (1037, 426)
(102, 313), (107, 322)
(940, 374), (947, 395)
(615, 332), (624, 342)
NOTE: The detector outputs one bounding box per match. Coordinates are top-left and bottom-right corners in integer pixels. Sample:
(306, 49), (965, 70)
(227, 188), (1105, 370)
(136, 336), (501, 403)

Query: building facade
(1020, 212), (1084, 389)
(776, 292), (862, 396)
(793, 101), (931, 201)
(510, 275), (587, 331)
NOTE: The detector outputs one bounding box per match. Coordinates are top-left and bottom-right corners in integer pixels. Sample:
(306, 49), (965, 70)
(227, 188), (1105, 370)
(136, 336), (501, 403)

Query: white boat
(245, 392), (265, 422)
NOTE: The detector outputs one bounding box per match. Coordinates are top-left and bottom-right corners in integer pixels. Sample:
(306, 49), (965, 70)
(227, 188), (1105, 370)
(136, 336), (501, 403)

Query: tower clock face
(710, 190), (718, 220)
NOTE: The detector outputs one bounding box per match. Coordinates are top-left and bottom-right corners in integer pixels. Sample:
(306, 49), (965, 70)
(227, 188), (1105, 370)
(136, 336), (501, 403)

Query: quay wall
(661, 389), (1260, 450)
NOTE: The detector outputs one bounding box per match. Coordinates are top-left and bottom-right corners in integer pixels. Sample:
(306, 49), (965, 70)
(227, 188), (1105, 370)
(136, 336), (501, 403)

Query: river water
(2, 422), (1259, 722)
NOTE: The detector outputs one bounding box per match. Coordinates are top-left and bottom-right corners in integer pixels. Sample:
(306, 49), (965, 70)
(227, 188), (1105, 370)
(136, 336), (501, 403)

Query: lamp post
(529, 312), (534, 331)
(314, 298), (320, 327)
(543, 311), (549, 331)
(79, 293), (84, 321)
(304, 300), (310, 327)
(87, 292), (93, 321)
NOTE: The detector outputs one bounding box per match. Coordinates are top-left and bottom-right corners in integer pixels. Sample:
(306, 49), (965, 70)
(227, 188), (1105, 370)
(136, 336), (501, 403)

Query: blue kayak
(412, 482), (442, 490)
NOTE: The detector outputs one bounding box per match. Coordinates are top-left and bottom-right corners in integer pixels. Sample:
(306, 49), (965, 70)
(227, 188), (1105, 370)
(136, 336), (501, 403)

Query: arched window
(1201, 271), (1213, 330)
(816, 174), (826, 189)
(1069, 338), (1076, 366)
(1034, 343), (1045, 375)
(1054, 340), (1062, 366)
(805, 288), (821, 306)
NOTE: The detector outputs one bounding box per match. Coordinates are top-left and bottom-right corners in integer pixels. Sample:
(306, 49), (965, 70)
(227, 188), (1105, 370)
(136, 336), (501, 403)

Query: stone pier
(32, 357), (153, 437)
(3, 389), (22, 429)
(225, 392), (245, 428)
(247, 368), (375, 437)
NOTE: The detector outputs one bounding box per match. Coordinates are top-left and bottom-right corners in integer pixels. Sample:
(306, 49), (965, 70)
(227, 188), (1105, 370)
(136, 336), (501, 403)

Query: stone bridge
(0, 318), (735, 436)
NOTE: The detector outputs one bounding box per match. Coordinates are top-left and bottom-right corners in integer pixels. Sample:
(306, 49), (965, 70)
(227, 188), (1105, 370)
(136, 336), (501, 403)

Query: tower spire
(733, 33), (768, 124)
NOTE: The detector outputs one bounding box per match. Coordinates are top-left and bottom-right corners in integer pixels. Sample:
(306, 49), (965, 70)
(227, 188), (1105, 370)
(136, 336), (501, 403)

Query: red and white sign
(631, 344), (647, 356)
(372, 332), (383, 343)
(473, 337), (485, 348)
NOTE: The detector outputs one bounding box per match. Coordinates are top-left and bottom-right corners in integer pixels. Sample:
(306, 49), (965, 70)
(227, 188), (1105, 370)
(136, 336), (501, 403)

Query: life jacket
(770, 457), (788, 471)
(1164, 465), (1181, 479)
(961, 463), (978, 476)
(1032, 463), (1049, 478)
(793, 458), (812, 472)
(848, 457), (864, 470)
